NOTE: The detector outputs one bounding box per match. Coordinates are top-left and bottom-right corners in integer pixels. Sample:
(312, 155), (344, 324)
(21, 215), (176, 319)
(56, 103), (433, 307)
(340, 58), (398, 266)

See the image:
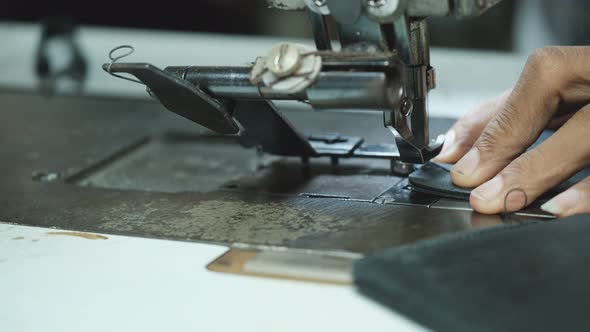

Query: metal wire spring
(105, 45), (144, 85)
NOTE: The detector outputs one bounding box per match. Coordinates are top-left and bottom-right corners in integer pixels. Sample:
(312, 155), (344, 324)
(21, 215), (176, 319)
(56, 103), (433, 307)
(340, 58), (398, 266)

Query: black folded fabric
(408, 162), (590, 202)
(408, 130), (590, 201)
(408, 162), (470, 200)
(354, 214), (590, 332)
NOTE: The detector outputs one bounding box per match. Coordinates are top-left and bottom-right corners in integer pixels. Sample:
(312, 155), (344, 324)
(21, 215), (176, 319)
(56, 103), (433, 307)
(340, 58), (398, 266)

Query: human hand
(434, 46), (590, 217)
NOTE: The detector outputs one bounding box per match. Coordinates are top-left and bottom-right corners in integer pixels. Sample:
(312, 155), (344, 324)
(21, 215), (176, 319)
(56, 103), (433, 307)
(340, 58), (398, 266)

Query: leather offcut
(408, 162), (590, 201)
(354, 214), (590, 332)
(408, 130), (590, 201)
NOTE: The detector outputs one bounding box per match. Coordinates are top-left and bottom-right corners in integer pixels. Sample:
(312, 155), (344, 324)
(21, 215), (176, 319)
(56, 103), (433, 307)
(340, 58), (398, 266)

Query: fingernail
(540, 201), (562, 215)
(541, 189), (582, 215)
(472, 176), (503, 201)
(452, 148), (480, 178)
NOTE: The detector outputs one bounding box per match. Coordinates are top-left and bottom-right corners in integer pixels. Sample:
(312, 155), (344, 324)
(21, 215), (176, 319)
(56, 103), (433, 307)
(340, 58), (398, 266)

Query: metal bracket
(103, 62), (406, 163)
(232, 100), (315, 156)
(103, 62), (240, 134)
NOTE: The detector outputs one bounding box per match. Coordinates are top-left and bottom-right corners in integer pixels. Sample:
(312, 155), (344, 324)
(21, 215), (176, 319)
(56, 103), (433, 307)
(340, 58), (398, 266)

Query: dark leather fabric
(408, 162), (470, 200)
(408, 130), (590, 201)
(409, 161), (590, 202)
(354, 214), (590, 332)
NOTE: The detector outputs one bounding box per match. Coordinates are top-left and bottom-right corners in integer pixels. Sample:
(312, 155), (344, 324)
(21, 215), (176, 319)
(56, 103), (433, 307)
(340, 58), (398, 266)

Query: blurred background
(0, 0), (588, 113)
(1, 0), (589, 52)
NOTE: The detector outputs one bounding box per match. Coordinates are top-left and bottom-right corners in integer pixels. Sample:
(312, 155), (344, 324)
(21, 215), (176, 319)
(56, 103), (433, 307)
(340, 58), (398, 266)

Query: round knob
(266, 43), (302, 78)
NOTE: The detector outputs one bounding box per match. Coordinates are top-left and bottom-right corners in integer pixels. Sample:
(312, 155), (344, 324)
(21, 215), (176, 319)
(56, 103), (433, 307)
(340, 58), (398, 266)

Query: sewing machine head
(104, 0), (500, 167)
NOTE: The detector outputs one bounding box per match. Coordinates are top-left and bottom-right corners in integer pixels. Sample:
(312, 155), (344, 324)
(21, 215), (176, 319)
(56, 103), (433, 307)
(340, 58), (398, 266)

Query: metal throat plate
(0, 90), (550, 254)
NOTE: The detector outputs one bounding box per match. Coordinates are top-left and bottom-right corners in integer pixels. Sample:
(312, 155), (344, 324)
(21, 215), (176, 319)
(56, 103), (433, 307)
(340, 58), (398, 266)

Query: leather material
(408, 131), (590, 201)
(408, 162), (470, 200)
(354, 214), (590, 332)
(408, 162), (590, 201)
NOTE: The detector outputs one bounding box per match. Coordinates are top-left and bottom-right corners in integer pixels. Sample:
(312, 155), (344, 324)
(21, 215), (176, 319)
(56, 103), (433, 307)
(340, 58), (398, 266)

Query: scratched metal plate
(0, 90), (549, 254)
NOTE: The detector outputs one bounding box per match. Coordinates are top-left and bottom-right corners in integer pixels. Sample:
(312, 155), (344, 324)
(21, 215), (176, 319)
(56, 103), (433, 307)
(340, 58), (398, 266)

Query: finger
(540, 176), (590, 217)
(547, 112), (575, 129)
(437, 91), (574, 164)
(469, 103), (590, 214)
(451, 46), (590, 188)
(434, 91), (510, 163)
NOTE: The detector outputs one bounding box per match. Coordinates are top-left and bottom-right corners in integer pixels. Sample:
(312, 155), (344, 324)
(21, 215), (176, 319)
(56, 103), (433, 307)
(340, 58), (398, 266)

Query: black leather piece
(408, 131), (590, 201)
(409, 162), (590, 201)
(409, 162), (470, 200)
(354, 214), (590, 332)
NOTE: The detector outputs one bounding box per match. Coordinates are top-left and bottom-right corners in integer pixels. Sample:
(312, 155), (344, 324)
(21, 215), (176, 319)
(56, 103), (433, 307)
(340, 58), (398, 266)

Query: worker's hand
(434, 46), (590, 217)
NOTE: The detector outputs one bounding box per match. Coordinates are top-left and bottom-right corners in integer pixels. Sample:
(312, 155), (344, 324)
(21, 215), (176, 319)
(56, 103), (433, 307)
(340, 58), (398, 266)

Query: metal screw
(400, 98), (413, 117)
(390, 160), (415, 176)
(266, 43), (302, 78)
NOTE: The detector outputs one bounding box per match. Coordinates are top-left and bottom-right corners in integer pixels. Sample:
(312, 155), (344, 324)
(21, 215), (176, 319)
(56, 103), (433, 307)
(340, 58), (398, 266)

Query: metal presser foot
(102, 0), (503, 169)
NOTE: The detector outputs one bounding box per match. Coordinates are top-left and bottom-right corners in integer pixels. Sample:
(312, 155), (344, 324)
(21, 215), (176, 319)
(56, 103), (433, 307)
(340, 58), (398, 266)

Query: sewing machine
(1, 4), (584, 331)
(0, 0), (553, 260)
(104, 0), (501, 169)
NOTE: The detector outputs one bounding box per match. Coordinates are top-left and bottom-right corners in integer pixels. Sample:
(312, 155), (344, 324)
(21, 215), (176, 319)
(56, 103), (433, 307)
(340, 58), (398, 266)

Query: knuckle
(525, 48), (546, 70)
(498, 99), (518, 127)
(504, 154), (531, 178)
(524, 47), (569, 81)
(527, 46), (566, 67)
(474, 131), (504, 158)
(473, 132), (495, 154)
(474, 112), (525, 159)
(503, 98), (543, 142)
(517, 149), (548, 173)
(500, 150), (548, 191)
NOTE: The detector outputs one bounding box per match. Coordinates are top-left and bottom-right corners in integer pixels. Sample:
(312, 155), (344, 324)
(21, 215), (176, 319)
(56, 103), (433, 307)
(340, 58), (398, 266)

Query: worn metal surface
(75, 135), (262, 193)
(0, 90), (548, 254)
